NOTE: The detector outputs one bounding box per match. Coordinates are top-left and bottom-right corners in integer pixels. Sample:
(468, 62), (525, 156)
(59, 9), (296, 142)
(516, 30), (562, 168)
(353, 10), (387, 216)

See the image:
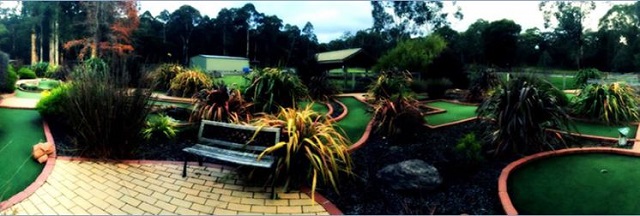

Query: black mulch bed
(317, 121), (515, 215)
(328, 99), (344, 119)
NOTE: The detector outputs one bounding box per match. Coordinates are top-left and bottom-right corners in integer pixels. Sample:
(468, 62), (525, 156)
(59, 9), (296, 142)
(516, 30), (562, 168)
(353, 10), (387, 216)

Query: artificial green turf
(509, 153), (640, 214)
(297, 100), (329, 115)
(424, 101), (478, 126)
(335, 97), (372, 144)
(14, 90), (43, 99)
(0, 109), (45, 201)
(559, 121), (637, 138)
(37, 79), (60, 90)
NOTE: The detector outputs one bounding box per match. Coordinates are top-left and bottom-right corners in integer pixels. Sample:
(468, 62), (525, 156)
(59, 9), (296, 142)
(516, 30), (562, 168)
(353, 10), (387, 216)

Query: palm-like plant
(477, 75), (573, 156)
(467, 68), (501, 103)
(572, 82), (639, 125)
(169, 69), (213, 98)
(367, 70), (412, 101)
(372, 94), (425, 137)
(244, 68), (309, 113)
(149, 63), (185, 91)
(190, 82), (253, 123)
(143, 114), (178, 140)
(250, 106), (352, 202)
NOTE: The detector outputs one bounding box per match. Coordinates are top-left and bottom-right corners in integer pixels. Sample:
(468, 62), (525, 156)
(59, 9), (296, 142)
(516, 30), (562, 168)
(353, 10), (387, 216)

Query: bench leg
(271, 166), (278, 199)
(183, 155), (188, 178)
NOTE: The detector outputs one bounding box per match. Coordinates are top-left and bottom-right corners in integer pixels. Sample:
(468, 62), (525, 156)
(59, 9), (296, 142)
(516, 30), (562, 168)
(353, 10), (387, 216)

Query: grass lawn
(424, 101), (478, 126)
(297, 100), (329, 116)
(558, 121), (637, 138)
(217, 75), (248, 87)
(0, 109), (45, 201)
(546, 75), (577, 90)
(328, 68), (368, 74)
(509, 153), (640, 214)
(335, 97), (372, 144)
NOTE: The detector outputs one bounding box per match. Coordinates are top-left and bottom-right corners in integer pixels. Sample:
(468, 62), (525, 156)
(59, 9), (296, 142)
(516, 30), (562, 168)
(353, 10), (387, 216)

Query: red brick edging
(337, 95), (375, 153)
(0, 121), (57, 211)
(332, 99), (349, 121)
(422, 99), (480, 129)
(325, 101), (334, 119)
(498, 147), (637, 215)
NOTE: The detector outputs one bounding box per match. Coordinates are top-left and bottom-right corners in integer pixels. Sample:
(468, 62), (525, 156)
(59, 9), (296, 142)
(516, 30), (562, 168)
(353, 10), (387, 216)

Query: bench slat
(184, 144), (274, 168)
(198, 137), (269, 152)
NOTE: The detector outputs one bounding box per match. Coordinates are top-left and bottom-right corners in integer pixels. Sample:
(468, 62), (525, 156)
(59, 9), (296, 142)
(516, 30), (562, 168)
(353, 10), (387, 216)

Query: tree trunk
(31, 26), (38, 64)
(246, 28), (250, 58)
(54, 19), (59, 65)
(40, 21), (44, 62)
(222, 27), (227, 56)
(49, 19), (55, 65)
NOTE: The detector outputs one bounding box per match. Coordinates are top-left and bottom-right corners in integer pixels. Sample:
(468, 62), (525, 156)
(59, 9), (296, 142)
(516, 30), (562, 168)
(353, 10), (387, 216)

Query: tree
(373, 34), (446, 73)
(459, 19), (489, 65)
(482, 19), (521, 68)
(540, 1), (596, 69)
(167, 5), (202, 65)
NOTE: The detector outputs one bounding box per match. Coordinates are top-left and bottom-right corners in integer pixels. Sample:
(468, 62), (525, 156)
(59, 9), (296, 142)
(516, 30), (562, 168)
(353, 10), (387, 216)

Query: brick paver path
(1, 159), (330, 215)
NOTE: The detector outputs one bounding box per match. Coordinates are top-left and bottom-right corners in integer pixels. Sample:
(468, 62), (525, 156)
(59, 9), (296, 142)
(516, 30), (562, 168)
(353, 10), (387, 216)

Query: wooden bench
(182, 120), (281, 198)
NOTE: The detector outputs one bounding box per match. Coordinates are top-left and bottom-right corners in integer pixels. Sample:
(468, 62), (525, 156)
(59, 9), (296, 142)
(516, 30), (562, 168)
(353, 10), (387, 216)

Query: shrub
(169, 69), (212, 98)
(477, 75), (573, 156)
(425, 78), (452, 99)
(31, 62), (49, 77)
(574, 68), (602, 87)
(251, 106), (352, 201)
(572, 82), (639, 125)
(372, 94), (425, 138)
(190, 81), (253, 123)
(142, 114), (178, 141)
(307, 75), (339, 102)
(17, 67), (36, 79)
(0, 62), (18, 93)
(45, 65), (69, 81)
(454, 133), (484, 163)
(467, 68), (500, 102)
(244, 68), (309, 114)
(36, 83), (72, 118)
(60, 59), (153, 159)
(367, 70), (412, 101)
(149, 63), (185, 91)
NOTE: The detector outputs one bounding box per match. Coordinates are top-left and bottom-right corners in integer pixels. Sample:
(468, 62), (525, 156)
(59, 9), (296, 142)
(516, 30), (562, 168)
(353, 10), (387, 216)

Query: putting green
(559, 121), (637, 138)
(14, 90), (43, 99)
(0, 109), (45, 201)
(335, 97), (372, 143)
(297, 100), (329, 116)
(509, 153), (640, 214)
(424, 101), (477, 126)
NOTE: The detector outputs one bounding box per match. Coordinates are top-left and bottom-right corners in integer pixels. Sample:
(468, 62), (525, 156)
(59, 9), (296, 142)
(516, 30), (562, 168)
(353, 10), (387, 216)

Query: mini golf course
(297, 100), (330, 116)
(0, 109), (46, 201)
(559, 121), (638, 139)
(423, 101), (478, 126)
(335, 97), (372, 143)
(14, 90), (43, 99)
(508, 153), (640, 214)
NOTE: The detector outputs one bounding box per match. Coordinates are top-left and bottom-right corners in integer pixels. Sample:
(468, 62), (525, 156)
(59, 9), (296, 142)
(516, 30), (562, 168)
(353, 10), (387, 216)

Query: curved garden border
(422, 99), (480, 129)
(331, 98), (349, 122)
(498, 147), (640, 215)
(0, 121), (57, 211)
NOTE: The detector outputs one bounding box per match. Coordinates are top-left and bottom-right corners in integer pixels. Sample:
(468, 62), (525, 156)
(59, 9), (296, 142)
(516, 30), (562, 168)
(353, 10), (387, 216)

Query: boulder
(376, 159), (442, 191)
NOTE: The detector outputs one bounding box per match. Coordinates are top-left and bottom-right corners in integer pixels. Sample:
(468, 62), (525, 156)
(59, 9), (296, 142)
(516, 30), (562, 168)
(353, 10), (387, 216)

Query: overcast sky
(0, 1), (626, 43)
(139, 1), (622, 43)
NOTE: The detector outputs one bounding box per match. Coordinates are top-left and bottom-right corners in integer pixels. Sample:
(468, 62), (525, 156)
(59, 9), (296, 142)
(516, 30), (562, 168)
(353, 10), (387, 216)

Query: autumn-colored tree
(63, 0), (139, 60)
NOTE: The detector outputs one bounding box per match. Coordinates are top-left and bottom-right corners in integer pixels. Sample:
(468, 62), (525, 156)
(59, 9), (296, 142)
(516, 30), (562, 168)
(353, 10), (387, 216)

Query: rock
(376, 159), (442, 191)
